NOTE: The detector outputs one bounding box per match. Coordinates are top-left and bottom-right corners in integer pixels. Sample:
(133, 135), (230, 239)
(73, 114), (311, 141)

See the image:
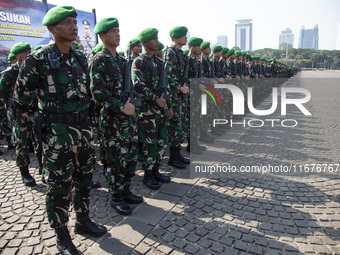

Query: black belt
(48, 111), (88, 123)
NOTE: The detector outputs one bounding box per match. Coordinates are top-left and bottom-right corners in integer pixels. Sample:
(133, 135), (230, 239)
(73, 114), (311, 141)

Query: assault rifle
(121, 42), (141, 123)
(155, 46), (170, 101)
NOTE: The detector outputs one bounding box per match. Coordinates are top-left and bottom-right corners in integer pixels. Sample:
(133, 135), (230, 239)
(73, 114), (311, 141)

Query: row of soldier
(0, 5), (298, 255)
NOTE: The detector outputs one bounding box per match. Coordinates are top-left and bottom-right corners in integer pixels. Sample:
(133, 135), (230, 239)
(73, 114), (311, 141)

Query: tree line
(233, 45), (340, 69)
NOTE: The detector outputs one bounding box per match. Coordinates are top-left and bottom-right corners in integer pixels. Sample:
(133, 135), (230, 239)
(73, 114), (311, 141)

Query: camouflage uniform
(14, 44), (94, 228)
(132, 53), (169, 172)
(90, 48), (138, 196)
(164, 47), (186, 148)
(0, 64), (18, 147)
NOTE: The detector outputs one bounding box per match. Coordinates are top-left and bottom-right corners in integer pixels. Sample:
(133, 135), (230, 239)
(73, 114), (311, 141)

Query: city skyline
(42, 0), (340, 52)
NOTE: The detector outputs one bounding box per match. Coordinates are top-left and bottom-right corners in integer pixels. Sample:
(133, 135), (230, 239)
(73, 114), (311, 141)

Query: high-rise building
(279, 28), (294, 49)
(216, 35), (228, 47)
(298, 25), (319, 50)
(235, 19), (253, 51)
(336, 23), (340, 50)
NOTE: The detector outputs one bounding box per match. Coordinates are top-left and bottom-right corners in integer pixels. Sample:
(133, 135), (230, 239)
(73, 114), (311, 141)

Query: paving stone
(185, 233), (200, 243)
(7, 239), (23, 248)
(197, 237), (212, 248)
(172, 238), (187, 249)
(234, 240), (248, 251)
(183, 243), (199, 254)
(248, 243), (263, 255)
(228, 229), (242, 239)
(17, 246), (34, 255)
(175, 228), (190, 238)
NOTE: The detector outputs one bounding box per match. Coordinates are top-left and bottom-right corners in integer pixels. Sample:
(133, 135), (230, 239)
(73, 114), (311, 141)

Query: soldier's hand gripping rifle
(219, 59), (230, 78)
(121, 42), (141, 123)
(155, 46), (170, 114)
(180, 47), (193, 87)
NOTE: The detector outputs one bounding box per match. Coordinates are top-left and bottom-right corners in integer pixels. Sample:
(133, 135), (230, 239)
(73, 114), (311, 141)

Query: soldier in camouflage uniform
(187, 37), (207, 154)
(128, 38), (142, 59)
(198, 41), (216, 144)
(132, 28), (171, 190)
(0, 42), (40, 187)
(210, 45), (225, 135)
(0, 53), (17, 155)
(90, 17), (142, 216)
(164, 26), (190, 169)
(14, 6), (107, 255)
(218, 47), (233, 129)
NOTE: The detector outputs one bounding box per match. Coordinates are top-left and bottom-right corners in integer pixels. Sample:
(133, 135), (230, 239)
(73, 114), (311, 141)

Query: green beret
(125, 48), (129, 53)
(183, 49), (189, 56)
(94, 17), (119, 34)
(222, 47), (229, 54)
(201, 41), (210, 50)
(42, 6), (77, 26)
(169, 26), (188, 38)
(241, 52), (246, 56)
(8, 53), (16, 61)
(246, 54), (251, 59)
(10, 42), (31, 54)
(33, 45), (42, 52)
(138, 28), (158, 42)
(209, 53), (213, 58)
(187, 37), (203, 46)
(158, 42), (164, 50)
(91, 43), (103, 55)
(118, 51), (125, 56)
(212, 45), (223, 53)
(228, 49), (235, 56)
(235, 51), (242, 57)
(128, 38), (140, 48)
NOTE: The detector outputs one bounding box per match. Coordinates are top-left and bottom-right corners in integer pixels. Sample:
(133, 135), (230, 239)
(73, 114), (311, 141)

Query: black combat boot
(177, 146), (190, 164)
(74, 212), (107, 237)
(0, 149), (2, 156)
(122, 185), (143, 204)
(199, 129), (215, 144)
(143, 170), (161, 190)
(19, 165), (36, 187)
(6, 136), (14, 150)
(167, 147), (186, 169)
(55, 226), (78, 255)
(111, 193), (133, 215)
(152, 165), (171, 183)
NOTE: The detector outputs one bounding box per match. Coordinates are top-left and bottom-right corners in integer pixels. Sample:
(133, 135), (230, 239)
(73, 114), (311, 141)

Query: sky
(43, 0), (340, 52)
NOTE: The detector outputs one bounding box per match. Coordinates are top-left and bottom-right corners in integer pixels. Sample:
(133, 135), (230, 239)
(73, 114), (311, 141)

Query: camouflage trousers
(180, 95), (189, 143)
(168, 97), (183, 148)
(101, 115), (138, 195)
(14, 113), (35, 167)
(0, 103), (11, 139)
(44, 121), (94, 229)
(138, 114), (168, 172)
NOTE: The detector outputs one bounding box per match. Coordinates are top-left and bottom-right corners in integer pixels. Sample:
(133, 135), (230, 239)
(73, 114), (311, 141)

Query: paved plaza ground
(0, 71), (340, 254)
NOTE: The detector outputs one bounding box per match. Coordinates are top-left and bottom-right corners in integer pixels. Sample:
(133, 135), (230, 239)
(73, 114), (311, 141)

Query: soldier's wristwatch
(120, 106), (124, 112)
